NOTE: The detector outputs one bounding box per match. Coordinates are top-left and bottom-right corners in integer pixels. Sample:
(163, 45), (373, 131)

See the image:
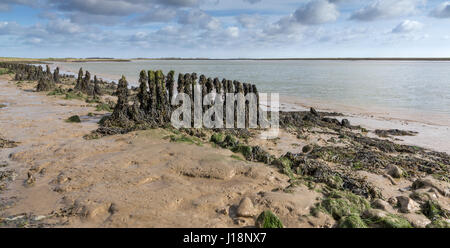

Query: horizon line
(3, 57), (450, 62)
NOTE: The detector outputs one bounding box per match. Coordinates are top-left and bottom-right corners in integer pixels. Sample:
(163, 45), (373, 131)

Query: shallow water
(55, 60), (450, 121)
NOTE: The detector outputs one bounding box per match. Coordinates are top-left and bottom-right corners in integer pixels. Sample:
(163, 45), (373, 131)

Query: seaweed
(255, 210), (283, 228)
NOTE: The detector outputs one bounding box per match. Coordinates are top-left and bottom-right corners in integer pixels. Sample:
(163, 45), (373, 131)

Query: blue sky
(0, 0), (450, 58)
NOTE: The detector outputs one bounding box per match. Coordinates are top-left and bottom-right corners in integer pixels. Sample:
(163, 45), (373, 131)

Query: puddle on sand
(79, 113), (111, 124)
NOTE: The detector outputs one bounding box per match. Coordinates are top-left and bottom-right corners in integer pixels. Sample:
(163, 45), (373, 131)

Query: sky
(0, 0), (450, 58)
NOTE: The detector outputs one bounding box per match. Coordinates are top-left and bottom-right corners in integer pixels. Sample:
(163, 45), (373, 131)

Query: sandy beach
(1, 66), (449, 228)
(0, 74), (321, 227)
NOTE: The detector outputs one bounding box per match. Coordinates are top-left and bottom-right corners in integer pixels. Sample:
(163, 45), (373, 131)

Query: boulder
(372, 199), (391, 211)
(310, 107), (319, 116)
(236, 197), (257, 218)
(386, 164), (403, 178)
(302, 145), (313, 154)
(396, 196), (420, 213)
(341, 119), (351, 128)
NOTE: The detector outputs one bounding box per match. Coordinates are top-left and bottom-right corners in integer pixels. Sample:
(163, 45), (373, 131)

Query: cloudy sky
(1, 0), (450, 58)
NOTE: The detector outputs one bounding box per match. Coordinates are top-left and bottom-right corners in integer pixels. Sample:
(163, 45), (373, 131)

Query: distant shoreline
(2, 57), (450, 63)
(134, 57), (450, 61)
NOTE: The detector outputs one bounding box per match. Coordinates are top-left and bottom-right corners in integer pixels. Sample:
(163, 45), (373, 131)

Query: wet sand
(282, 96), (450, 154)
(0, 75), (327, 227)
(1, 73), (449, 228)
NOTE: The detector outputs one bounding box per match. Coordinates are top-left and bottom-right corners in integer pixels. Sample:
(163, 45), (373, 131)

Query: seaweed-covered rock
(375, 129), (418, 138)
(93, 76), (102, 97)
(66, 115), (81, 123)
(101, 76), (134, 129)
(363, 209), (412, 228)
(255, 210), (283, 228)
(53, 67), (60, 83)
(337, 214), (368, 228)
(75, 68), (83, 90)
(319, 190), (370, 219)
(36, 76), (55, 92)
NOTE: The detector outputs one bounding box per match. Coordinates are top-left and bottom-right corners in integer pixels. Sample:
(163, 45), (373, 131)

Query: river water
(54, 60), (450, 126)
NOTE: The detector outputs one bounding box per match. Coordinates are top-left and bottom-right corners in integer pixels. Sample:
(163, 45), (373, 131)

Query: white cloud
(294, 0), (339, 25)
(135, 7), (177, 23)
(392, 20), (423, 33)
(430, 1), (450, 18)
(350, 0), (424, 21)
(264, 15), (304, 36)
(178, 9), (221, 30)
(226, 26), (239, 37)
(237, 14), (264, 29)
(46, 19), (83, 34)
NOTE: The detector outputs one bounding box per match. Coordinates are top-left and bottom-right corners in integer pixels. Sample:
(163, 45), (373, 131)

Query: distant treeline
(135, 57), (450, 61)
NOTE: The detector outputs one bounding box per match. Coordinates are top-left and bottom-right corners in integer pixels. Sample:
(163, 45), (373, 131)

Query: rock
(403, 213), (431, 228)
(410, 189), (437, 204)
(383, 173), (397, 185)
(396, 196), (420, 213)
(321, 117), (341, 126)
(310, 107), (319, 116)
(36, 76), (55, 92)
(236, 197), (257, 218)
(363, 208), (388, 219)
(26, 171), (35, 185)
(375, 129), (418, 138)
(386, 164), (403, 178)
(216, 208), (228, 216)
(234, 218), (250, 226)
(387, 197), (398, 206)
(302, 145), (313, 154)
(363, 210), (412, 228)
(372, 199), (391, 211)
(412, 177), (449, 197)
(67, 115), (81, 123)
(108, 203), (119, 214)
(341, 119), (351, 128)
(53, 67), (60, 83)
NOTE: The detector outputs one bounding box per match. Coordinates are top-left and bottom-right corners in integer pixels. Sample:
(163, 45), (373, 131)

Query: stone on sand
(236, 197), (257, 218)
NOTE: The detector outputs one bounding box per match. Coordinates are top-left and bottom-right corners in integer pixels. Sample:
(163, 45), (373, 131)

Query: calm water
(56, 60), (450, 117)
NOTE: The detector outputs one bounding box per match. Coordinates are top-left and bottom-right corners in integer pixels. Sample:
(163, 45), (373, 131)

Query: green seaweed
(0, 68), (10, 75)
(66, 115), (81, 123)
(338, 214), (368, 228)
(365, 213), (413, 228)
(232, 144), (252, 160)
(421, 200), (448, 221)
(319, 190), (370, 220)
(47, 88), (66, 96)
(95, 103), (113, 112)
(65, 91), (85, 101)
(256, 210), (283, 228)
(168, 134), (203, 146)
(210, 133), (225, 144)
(426, 219), (450, 228)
